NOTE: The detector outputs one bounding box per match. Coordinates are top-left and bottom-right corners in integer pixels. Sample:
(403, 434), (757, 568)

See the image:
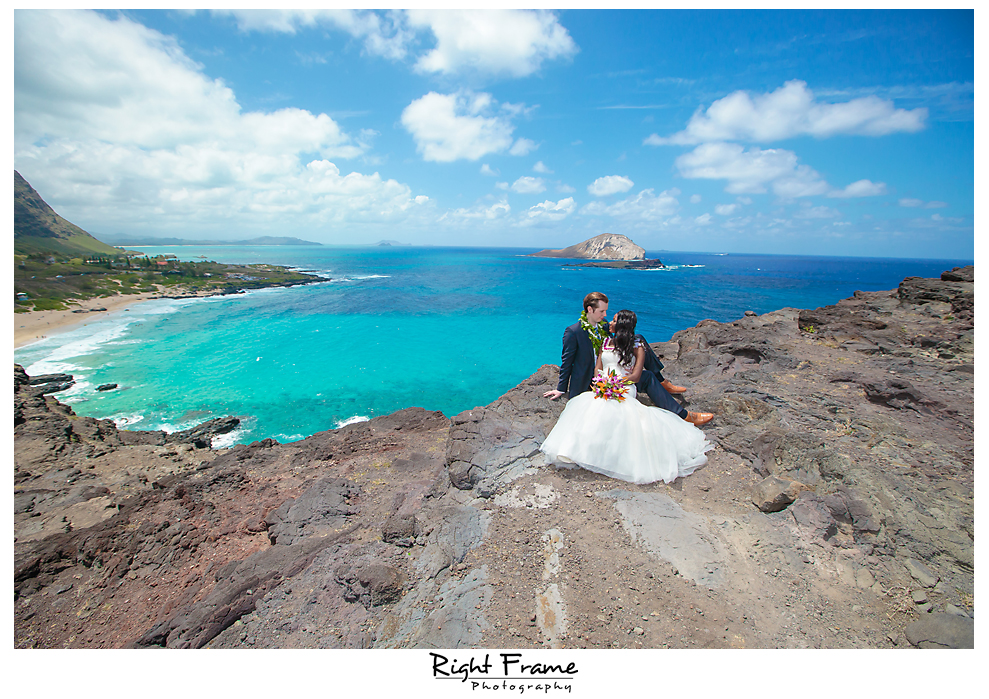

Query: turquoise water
(14, 246), (969, 446)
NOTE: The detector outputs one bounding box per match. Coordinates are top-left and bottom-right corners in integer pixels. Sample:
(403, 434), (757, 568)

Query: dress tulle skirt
(540, 388), (712, 484)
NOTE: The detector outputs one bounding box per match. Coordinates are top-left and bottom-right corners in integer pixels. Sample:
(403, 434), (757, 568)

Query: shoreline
(13, 280), (323, 350)
(14, 291), (162, 349)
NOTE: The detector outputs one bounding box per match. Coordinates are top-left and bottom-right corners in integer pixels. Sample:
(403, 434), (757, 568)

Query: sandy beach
(14, 291), (162, 349)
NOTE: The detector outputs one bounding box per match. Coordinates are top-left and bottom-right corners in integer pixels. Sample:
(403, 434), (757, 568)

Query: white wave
(18, 297), (189, 376)
(274, 433), (305, 443)
(211, 427), (247, 450)
(112, 413), (146, 428)
(288, 267), (333, 279)
(330, 274), (390, 283)
(335, 415), (370, 429)
(23, 324), (134, 375)
(683, 264), (706, 268)
(56, 379), (94, 403)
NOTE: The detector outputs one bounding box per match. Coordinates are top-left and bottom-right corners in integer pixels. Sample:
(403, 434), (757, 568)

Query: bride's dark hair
(612, 309), (637, 368)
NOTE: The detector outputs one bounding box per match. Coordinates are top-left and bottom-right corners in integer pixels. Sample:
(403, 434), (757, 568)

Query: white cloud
(580, 189), (679, 221)
(480, 163), (499, 176)
(556, 183), (576, 194)
(736, 196), (753, 205)
(213, 9), (415, 61)
(587, 175), (634, 197)
(523, 197), (575, 223)
(439, 199), (511, 222)
(690, 194), (702, 204)
(827, 179), (887, 198)
(715, 204), (738, 216)
(212, 9), (579, 78)
(695, 213), (713, 225)
(793, 205), (842, 219)
(647, 80), (927, 145)
(14, 10), (422, 236)
(510, 176), (546, 194)
(495, 182), (509, 190)
(900, 197), (948, 208)
(509, 138), (538, 156)
(401, 90), (520, 162)
(675, 142), (828, 197)
(533, 161), (553, 173)
(407, 9), (577, 78)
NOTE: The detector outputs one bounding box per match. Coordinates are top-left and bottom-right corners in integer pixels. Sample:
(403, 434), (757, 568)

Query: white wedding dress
(540, 341), (712, 484)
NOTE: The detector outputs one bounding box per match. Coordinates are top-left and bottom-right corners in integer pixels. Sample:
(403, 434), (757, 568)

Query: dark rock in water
(38, 380), (74, 395)
(563, 257), (666, 270)
(904, 613), (974, 649)
(29, 373), (74, 385)
(27, 372), (75, 394)
(166, 416), (240, 448)
(96, 383), (118, 392)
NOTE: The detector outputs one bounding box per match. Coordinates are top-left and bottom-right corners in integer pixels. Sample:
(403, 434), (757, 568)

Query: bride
(540, 309), (712, 484)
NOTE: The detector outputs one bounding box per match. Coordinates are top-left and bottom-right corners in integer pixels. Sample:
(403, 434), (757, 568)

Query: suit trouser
(637, 334), (665, 381)
(637, 370), (687, 418)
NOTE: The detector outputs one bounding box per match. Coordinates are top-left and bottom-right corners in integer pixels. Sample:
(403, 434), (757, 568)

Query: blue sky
(13, 8), (974, 259)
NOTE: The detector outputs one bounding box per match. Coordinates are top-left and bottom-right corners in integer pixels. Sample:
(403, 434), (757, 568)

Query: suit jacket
(557, 325), (666, 399)
(556, 322), (596, 399)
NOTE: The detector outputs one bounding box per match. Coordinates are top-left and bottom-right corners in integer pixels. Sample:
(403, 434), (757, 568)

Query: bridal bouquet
(591, 369), (633, 402)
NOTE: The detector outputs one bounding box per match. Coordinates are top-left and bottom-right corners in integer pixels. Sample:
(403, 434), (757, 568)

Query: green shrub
(30, 298), (69, 311)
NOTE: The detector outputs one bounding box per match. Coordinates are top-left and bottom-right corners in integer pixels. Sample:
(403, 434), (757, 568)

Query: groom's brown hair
(583, 291), (608, 313)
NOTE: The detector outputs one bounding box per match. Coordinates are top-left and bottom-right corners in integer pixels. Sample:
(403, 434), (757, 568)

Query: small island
(529, 233), (665, 269)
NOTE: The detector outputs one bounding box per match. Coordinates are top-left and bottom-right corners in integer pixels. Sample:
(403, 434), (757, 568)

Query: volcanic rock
(529, 233), (645, 260)
(13, 268), (974, 652)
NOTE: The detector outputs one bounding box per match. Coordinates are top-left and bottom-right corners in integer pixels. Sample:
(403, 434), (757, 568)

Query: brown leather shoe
(661, 379), (687, 394)
(685, 411), (714, 426)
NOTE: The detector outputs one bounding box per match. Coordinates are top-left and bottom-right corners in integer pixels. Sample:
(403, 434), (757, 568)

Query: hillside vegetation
(14, 171), (121, 257)
(13, 171), (319, 311)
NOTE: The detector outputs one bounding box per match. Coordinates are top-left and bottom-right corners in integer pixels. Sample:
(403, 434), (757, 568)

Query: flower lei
(591, 369), (634, 402)
(579, 311), (610, 356)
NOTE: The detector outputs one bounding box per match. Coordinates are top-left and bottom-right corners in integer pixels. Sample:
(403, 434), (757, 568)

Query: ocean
(14, 246), (970, 447)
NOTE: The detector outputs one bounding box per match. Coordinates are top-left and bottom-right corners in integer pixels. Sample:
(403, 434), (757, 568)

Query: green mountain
(14, 171), (121, 257)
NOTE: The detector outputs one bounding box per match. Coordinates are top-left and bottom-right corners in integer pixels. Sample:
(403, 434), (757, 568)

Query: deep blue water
(14, 246), (969, 446)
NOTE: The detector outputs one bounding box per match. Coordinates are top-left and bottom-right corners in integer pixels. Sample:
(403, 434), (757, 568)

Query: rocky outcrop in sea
(13, 267), (973, 649)
(529, 233), (646, 261)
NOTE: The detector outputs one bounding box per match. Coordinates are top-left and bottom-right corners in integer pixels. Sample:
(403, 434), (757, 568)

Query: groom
(543, 291), (713, 426)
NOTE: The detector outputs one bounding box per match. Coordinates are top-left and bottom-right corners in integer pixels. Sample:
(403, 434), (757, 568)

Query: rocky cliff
(13, 267), (974, 649)
(529, 233), (646, 261)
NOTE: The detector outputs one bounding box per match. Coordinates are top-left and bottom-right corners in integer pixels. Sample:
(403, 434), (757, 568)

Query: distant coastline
(99, 235), (322, 247)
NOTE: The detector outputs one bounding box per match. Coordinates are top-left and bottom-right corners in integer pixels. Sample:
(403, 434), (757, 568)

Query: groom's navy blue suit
(555, 323), (687, 418)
